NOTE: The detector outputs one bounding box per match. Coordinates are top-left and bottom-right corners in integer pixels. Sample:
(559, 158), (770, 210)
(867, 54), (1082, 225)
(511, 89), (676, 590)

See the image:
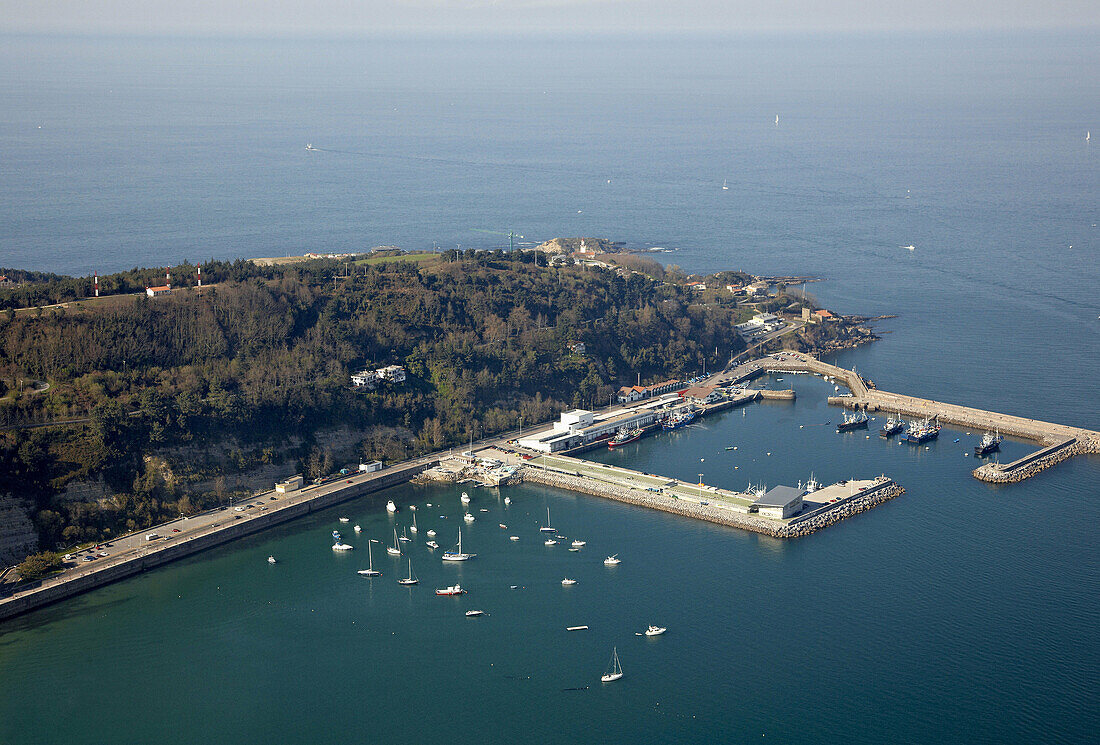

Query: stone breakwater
(973, 438), (1088, 484)
(519, 468), (903, 539)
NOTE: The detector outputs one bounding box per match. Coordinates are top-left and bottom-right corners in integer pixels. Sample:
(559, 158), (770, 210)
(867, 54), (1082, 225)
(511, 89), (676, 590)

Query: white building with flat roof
(752, 485), (805, 519)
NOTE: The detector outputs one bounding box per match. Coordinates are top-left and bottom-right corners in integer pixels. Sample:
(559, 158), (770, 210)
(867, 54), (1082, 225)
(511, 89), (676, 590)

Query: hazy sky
(5, 0), (1099, 36)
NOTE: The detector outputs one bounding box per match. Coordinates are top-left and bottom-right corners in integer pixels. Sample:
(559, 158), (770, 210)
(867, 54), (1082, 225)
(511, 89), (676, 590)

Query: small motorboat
(568, 548), (580, 552)
(267, 556), (277, 564)
(644, 626), (667, 636)
(386, 500), (397, 513)
(571, 539), (586, 548)
(562, 578), (577, 586)
(509, 536), (520, 541)
(331, 530), (353, 551)
(479, 508), (489, 512)
(436, 585), (466, 596)
(544, 539), (558, 546)
(460, 492), (471, 504)
(554, 534), (568, 540)
(463, 513), (476, 523)
(426, 540), (440, 549)
(426, 529), (437, 537)
(338, 517), (350, 523)
(353, 525), (361, 533)
(465, 610), (485, 617)
(604, 555), (621, 565)
(499, 523), (508, 529)
(503, 497), (511, 505)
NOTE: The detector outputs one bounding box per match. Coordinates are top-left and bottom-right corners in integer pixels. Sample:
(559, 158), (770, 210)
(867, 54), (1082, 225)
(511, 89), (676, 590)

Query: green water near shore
(2, 374), (1096, 744)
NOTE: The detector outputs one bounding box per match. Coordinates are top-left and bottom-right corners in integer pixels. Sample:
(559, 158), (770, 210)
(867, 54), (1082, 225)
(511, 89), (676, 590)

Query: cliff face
(0, 496), (37, 566)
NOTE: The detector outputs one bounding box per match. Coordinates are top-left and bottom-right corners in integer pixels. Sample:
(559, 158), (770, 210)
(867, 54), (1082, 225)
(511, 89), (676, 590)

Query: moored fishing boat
(974, 431), (1003, 456)
(837, 410), (869, 432)
(608, 427), (643, 448)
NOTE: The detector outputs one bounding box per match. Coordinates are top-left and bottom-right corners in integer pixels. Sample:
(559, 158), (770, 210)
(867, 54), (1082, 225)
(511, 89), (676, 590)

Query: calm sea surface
(0, 33), (1097, 743)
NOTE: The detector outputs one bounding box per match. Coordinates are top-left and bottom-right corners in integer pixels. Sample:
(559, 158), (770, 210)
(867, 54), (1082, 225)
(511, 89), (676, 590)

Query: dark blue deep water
(0, 32), (1097, 743)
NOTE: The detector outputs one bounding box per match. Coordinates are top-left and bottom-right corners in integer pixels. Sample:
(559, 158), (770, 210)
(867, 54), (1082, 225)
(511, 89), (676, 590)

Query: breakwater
(520, 466), (901, 539)
(756, 352), (1100, 482)
(972, 437), (1083, 483)
(0, 460), (434, 624)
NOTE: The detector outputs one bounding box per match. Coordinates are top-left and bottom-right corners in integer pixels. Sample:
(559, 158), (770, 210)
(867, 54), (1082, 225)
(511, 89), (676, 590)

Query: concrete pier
(510, 452), (902, 539)
(749, 352), (1100, 482)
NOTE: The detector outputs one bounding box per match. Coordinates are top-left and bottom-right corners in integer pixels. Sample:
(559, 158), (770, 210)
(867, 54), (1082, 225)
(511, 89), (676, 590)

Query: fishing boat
(974, 431), (1003, 456)
(386, 500), (397, 513)
(357, 540), (382, 576)
(331, 530), (353, 551)
(661, 410), (695, 431)
(905, 417), (941, 444)
(386, 528), (402, 556)
(267, 556), (277, 564)
(540, 507), (556, 533)
(879, 413), (905, 438)
(562, 578), (577, 585)
(465, 610), (484, 617)
(425, 540), (439, 549)
(435, 584), (465, 596)
(442, 529), (475, 561)
(571, 539), (586, 548)
(608, 427), (643, 449)
(604, 555), (621, 565)
(601, 647), (623, 683)
(644, 625), (667, 636)
(836, 411), (869, 432)
(509, 535), (520, 541)
(397, 559), (419, 586)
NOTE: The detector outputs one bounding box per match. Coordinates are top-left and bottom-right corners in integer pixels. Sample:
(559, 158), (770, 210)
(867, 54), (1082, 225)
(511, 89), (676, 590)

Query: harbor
(739, 351), (1100, 483)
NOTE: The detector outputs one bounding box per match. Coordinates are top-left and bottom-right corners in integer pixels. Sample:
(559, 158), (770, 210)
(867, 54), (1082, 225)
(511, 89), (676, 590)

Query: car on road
(172, 528), (180, 533)
(82, 556), (94, 562)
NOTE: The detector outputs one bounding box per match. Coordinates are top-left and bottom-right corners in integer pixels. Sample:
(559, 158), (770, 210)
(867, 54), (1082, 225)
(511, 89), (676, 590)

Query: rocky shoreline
(520, 467), (903, 539)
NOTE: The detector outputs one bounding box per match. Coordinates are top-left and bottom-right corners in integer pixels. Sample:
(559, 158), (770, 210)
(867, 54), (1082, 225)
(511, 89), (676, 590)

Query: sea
(0, 32), (1097, 744)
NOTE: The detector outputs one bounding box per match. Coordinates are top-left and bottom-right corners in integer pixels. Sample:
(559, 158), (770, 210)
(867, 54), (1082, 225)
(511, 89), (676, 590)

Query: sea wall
(0, 461), (432, 623)
(520, 468), (902, 539)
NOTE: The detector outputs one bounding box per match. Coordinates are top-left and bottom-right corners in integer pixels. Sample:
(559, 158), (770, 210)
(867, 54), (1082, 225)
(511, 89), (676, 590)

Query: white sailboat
(442, 528), (475, 561)
(775, 114), (779, 126)
(358, 540), (382, 576)
(722, 179), (729, 191)
(410, 512), (418, 533)
(601, 647), (623, 682)
(540, 507), (556, 533)
(386, 528), (402, 556)
(397, 558), (419, 585)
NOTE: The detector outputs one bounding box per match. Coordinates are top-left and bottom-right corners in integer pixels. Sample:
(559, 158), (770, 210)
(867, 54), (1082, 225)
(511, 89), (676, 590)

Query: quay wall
(0, 462), (432, 624)
(520, 467), (902, 539)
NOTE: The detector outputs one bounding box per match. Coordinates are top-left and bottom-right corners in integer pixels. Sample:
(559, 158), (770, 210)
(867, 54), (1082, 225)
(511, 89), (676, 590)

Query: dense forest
(0, 251), (751, 554)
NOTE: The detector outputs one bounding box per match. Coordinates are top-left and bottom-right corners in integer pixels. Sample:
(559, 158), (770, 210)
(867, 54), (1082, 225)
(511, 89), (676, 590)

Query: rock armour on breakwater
(973, 439), (1088, 483)
(519, 468), (903, 539)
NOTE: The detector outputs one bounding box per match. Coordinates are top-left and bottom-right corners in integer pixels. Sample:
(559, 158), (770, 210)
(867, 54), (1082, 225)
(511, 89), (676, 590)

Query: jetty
(746, 352), (1100, 483)
(499, 451), (902, 539)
